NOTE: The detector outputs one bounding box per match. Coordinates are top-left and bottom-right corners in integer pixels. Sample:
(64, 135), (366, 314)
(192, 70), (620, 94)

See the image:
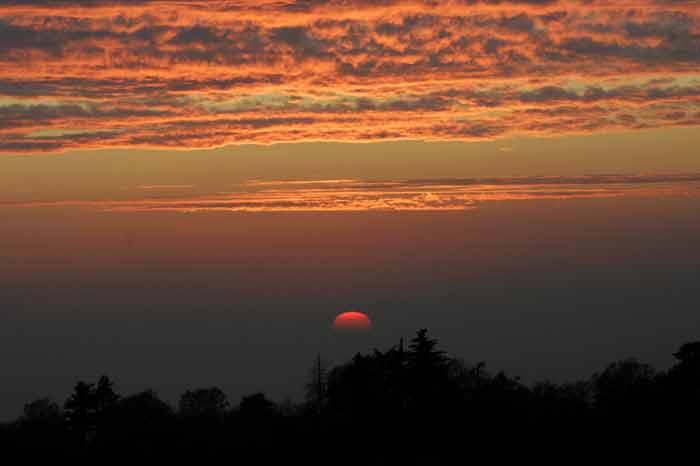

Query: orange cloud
(6, 174), (700, 213)
(0, 1), (698, 152)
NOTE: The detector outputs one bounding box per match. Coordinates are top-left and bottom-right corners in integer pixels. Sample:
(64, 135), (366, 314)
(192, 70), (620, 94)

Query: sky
(1, 0), (699, 152)
(1, 0), (699, 419)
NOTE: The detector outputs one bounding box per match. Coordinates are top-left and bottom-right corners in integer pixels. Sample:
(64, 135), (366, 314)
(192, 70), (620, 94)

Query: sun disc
(333, 311), (372, 331)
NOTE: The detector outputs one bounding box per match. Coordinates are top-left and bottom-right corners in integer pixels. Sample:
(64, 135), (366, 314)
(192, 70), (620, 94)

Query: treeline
(2, 329), (699, 463)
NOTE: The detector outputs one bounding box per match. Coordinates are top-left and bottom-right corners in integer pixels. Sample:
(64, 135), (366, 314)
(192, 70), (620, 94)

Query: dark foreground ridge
(2, 329), (699, 463)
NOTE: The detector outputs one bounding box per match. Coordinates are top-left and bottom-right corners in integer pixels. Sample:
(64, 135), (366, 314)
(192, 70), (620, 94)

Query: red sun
(332, 311), (372, 331)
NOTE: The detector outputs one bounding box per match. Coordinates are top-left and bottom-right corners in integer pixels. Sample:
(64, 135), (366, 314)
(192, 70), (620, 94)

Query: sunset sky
(1, 0), (700, 153)
(1, 0), (699, 419)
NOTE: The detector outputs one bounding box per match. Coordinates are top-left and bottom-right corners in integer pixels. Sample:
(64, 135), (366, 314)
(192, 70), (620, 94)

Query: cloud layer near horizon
(6, 173), (699, 212)
(1, 1), (699, 153)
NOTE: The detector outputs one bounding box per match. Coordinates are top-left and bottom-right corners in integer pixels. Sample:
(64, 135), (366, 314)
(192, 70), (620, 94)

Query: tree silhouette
(673, 342), (700, 364)
(117, 390), (174, 423)
(592, 358), (656, 416)
(405, 328), (451, 415)
(22, 398), (62, 425)
(531, 380), (592, 425)
(94, 375), (120, 416)
(100, 390), (176, 458)
(179, 387), (229, 419)
(14, 397), (70, 458)
(239, 392), (276, 419)
(64, 380), (96, 439)
(666, 340), (700, 419)
(407, 328), (448, 372)
(305, 353), (329, 416)
(5, 330), (700, 462)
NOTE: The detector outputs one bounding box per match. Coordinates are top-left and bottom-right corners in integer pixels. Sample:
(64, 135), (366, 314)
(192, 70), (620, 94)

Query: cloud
(136, 184), (195, 190)
(0, 1), (698, 152)
(6, 173), (700, 213)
